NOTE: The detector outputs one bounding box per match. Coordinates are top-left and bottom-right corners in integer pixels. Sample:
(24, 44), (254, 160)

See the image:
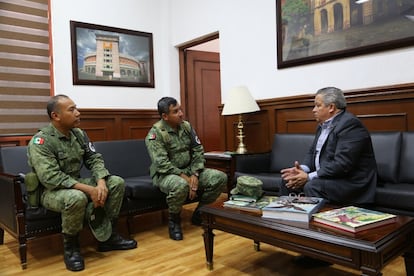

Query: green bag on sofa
(24, 172), (42, 209)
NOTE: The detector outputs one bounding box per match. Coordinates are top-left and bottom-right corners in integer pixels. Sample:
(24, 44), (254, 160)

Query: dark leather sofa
(0, 139), (167, 269)
(234, 132), (414, 217)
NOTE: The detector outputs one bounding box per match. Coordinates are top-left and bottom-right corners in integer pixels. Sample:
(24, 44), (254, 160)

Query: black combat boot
(168, 212), (183, 240)
(97, 219), (137, 252)
(191, 207), (202, 226)
(63, 234), (84, 271)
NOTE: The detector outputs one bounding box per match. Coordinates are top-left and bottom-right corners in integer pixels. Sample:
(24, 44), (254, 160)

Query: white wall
(170, 0), (414, 101)
(51, 0), (414, 109)
(51, 0), (172, 109)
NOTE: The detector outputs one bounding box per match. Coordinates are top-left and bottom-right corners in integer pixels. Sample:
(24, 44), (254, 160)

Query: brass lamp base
(235, 114), (247, 154)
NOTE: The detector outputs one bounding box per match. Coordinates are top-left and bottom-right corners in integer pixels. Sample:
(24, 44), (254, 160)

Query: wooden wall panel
(222, 82), (414, 153)
(120, 118), (158, 139)
(0, 135), (32, 147)
(0, 109), (159, 147)
(79, 109), (159, 142)
(357, 114), (408, 132)
(222, 111), (269, 153)
(1, 83), (414, 152)
(79, 119), (116, 141)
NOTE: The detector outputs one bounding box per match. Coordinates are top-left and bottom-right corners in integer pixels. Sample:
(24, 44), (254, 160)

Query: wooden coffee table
(200, 201), (414, 276)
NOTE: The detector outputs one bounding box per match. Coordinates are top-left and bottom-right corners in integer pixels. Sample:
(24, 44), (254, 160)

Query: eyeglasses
(288, 192), (320, 204)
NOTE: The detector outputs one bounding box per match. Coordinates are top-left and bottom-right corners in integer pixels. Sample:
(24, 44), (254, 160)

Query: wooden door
(183, 50), (222, 152)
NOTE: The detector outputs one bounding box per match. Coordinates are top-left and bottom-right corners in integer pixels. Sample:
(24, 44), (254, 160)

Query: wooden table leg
(254, 240), (260, 251)
(202, 218), (215, 270)
(404, 247), (414, 276)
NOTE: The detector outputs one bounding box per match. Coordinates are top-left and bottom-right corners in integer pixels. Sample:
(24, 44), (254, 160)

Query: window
(0, 0), (50, 135)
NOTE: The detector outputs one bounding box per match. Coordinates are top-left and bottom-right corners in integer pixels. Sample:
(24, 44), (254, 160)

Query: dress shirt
(301, 111), (343, 180)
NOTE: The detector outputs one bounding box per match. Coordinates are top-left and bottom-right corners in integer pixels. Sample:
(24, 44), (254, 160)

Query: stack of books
(261, 196), (325, 222)
(223, 195), (279, 214)
(312, 206), (397, 233)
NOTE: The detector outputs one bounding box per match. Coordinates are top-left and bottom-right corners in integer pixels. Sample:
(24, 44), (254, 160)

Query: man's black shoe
(293, 255), (332, 268)
(168, 213), (183, 240)
(97, 233), (137, 252)
(191, 209), (202, 226)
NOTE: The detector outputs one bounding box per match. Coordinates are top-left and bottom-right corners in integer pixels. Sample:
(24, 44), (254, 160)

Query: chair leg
(0, 228), (4, 244)
(18, 237), (27, 269)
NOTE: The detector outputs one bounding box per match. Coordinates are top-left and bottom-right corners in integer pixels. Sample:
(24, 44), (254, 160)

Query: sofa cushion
(25, 207), (61, 221)
(269, 134), (314, 173)
(0, 146), (30, 174)
(125, 197), (168, 215)
(370, 132), (401, 184)
(399, 132), (414, 183)
(94, 139), (151, 178)
(124, 176), (165, 199)
(375, 183), (414, 213)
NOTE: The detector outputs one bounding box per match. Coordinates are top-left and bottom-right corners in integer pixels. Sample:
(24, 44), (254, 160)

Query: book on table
(223, 195), (279, 213)
(312, 206), (397, 233)
(261, 196), (325, 222)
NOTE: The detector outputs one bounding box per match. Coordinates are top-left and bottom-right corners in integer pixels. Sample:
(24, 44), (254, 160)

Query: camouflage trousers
(41, 175), (125, 235)
(155, 168), (227, 214)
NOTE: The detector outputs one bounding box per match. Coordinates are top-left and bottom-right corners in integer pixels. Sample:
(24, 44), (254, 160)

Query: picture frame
(277, 1), (414, 69)
(70, 20), (155, 87)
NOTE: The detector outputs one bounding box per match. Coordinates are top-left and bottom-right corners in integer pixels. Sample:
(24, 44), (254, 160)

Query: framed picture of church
(70, 21), (154, 87)
(277, 0), (414, 69)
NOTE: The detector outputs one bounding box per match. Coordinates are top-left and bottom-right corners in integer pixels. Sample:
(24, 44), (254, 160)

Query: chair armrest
(0, 173), (25, 234)
(234, 152), (271, 173)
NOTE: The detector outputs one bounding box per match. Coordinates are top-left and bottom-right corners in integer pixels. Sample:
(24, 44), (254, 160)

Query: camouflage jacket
(27, 124), (110, 190)
(145, 120), (205, 181)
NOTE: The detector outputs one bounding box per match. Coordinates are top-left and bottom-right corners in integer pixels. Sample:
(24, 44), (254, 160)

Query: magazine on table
(261, 195), (325, 222)
(312, 206), (397, 233)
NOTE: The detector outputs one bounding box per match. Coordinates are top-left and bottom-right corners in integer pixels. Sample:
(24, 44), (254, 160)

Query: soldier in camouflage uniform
(145, 97), (227, 241)
(27, 95), (137, 272)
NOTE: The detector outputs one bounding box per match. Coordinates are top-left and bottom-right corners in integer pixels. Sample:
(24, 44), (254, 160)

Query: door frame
(177, 32), (219, 119)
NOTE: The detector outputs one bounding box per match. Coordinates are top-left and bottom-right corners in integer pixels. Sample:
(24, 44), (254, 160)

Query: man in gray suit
(281, 87), (377, 205)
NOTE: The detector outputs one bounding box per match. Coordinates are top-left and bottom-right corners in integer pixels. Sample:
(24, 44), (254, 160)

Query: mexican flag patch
(33, 137), (45, 145)
(148, 132), (156, 140)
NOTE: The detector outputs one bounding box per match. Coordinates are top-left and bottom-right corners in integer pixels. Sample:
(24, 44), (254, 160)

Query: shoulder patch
(148, 132), (156, 140)
(88, 142), (96, 152)
(33, 136), (45, 145)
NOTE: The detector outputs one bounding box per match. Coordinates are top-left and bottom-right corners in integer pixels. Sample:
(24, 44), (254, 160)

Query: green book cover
(313, 206), (397, 233)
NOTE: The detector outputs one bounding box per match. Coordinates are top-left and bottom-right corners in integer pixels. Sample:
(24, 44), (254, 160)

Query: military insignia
(148, 132), (156, 140)
(88, 142), (96, 152)
(33, 137), (44, 145)
(195, 135), (201, 144)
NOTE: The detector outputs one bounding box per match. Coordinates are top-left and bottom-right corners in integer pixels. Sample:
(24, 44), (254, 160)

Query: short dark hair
(47, 94), (69, 119)
(316, 87), (347, 110)
(157, 97), (177, 117)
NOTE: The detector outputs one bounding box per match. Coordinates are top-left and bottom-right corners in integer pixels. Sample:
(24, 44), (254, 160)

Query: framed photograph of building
(277, 0), (414, 68)
(70, 21), (154, 87)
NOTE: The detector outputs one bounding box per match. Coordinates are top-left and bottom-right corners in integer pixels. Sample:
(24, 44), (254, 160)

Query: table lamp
(222, 86), (260, 154)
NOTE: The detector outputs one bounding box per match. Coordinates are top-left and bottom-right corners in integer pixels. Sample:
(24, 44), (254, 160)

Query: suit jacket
(303, 111), (377, 204)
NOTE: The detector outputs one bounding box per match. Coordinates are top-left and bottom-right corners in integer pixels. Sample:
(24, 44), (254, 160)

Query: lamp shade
(222, 86), (260, 115)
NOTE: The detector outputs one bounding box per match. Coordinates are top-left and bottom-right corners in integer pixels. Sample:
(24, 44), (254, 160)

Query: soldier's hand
(91, 179), (108, 207)
(181, 174), (198, 200)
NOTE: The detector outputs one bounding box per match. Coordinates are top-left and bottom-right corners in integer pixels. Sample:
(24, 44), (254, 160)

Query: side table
(204, 151), (235, 197)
